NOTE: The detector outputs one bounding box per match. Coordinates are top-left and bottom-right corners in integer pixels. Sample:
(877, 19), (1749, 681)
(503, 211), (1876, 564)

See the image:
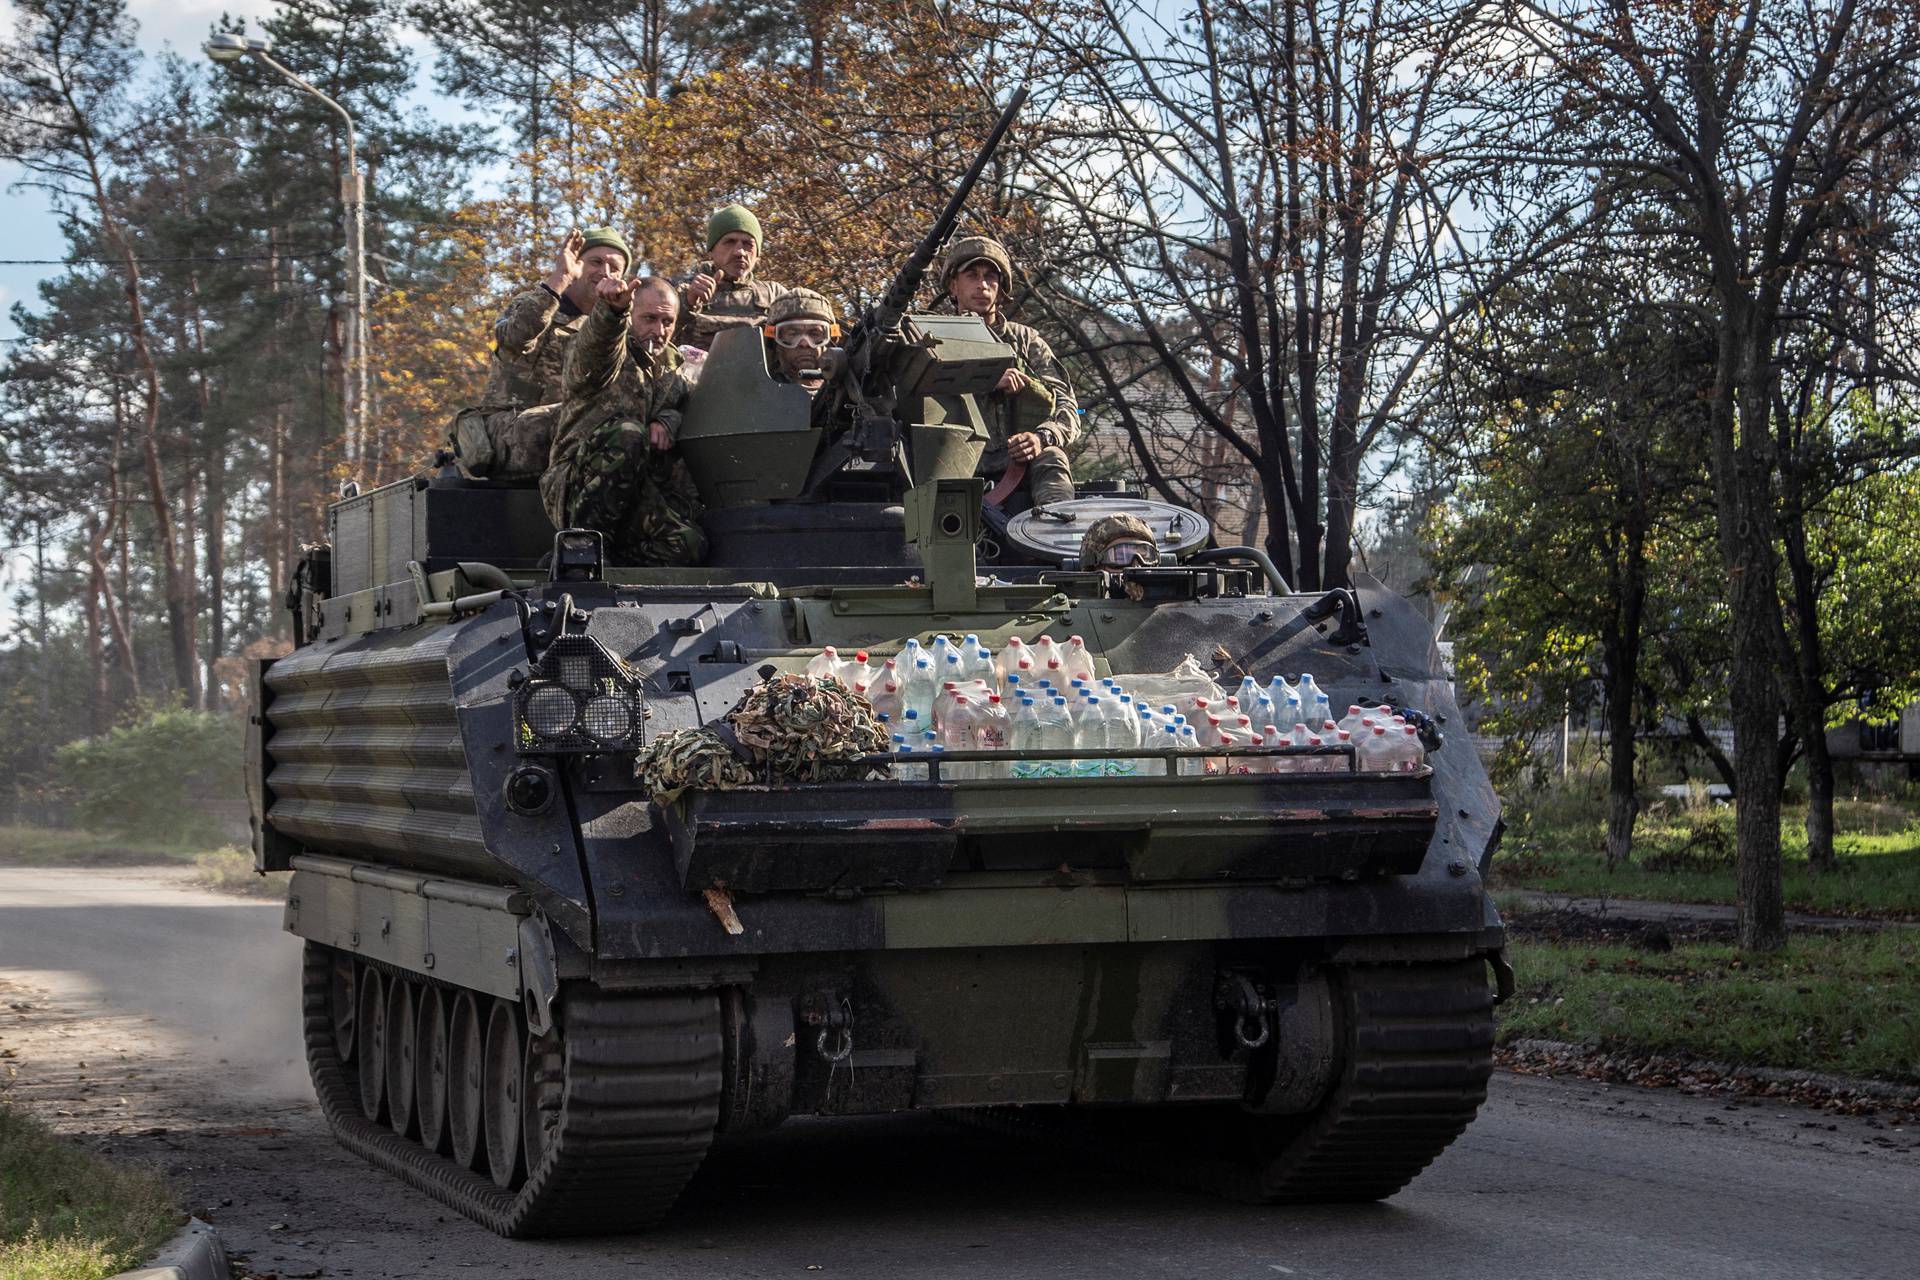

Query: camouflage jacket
(984, 316), (1080, 454)
(552, 299), (690, 451)
(482, 285), (585, 407)
(674, 271), (789, 351)
(542, 300), (692, 531)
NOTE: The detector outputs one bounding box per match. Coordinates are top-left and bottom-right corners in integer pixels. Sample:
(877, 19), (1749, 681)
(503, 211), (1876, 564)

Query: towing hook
(1215, 972), (1274, 1051)
(801, 994), (854, 1063)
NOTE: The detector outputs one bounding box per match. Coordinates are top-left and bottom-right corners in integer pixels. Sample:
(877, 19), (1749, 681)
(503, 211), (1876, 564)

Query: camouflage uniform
(540, 299), (707, 567)
(940, 235), (1080, 507)
(451, 286), (586, 481)
(977, 314), (1080, 507)
(675, 274), (789, 351)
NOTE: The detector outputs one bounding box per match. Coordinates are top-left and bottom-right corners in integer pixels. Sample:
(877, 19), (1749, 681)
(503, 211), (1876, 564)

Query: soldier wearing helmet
(451, 226), (632, 480)
(1079, 514), (1161, 570)
(762, 289), (842, 397)
(941, 235), (1079, 508)
(677, 204), (790, 351)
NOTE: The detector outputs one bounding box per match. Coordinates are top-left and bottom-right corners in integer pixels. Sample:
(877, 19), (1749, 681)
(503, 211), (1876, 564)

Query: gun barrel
(877, 87), (1030, 319)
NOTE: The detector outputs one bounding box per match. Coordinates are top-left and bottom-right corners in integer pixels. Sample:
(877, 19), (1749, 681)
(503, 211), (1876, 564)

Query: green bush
(53, 705), (243, 844)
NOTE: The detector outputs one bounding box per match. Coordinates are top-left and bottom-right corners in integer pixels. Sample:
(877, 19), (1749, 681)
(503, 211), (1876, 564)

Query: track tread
(303, 944), (723, 1237)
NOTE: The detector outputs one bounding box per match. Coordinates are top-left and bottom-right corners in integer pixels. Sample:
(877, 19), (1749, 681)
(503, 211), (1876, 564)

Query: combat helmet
(1079, 514), (1160, 570)
(941, 235), (1015, 291)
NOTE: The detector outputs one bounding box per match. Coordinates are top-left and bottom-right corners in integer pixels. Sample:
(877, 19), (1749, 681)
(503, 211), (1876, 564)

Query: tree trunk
(1719, 345), (1787, 952)
(1777, 463), (1836, 872)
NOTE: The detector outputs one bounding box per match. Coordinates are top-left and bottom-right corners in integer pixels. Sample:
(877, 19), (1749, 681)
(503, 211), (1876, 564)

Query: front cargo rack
(663, 745), (1437, 895)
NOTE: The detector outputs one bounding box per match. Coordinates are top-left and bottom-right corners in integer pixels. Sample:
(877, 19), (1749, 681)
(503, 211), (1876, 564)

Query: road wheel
(447, 990), (486, 1172)
(356, 964), (387, 1123)
(330, 952), (357, 1062)
(385, 978), (418, 1139)
(415, 984), (451, 1155)
(483, 998), (525, 1189)
(522, 1027), (564, 1177)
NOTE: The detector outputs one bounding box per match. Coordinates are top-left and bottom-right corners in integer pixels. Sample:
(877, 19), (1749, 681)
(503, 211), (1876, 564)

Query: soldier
(677, 204), (789, 351)
(452, 227), (632, 480)
(540, 276), (707, 567)
(763, 288), (841, 397)
(940, 235), (1079, 508)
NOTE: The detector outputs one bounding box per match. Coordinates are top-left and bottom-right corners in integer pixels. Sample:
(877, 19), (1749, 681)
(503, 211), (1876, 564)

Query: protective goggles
(1096, 538), (1161, 568)
(765, 319), (840, 349)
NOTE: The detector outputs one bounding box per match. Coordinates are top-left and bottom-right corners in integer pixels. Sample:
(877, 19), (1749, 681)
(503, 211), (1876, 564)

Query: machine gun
(801, 87), (1029, 496)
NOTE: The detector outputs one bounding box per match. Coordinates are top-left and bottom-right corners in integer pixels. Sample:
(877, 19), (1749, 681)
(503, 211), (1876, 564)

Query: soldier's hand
(684, 271), (717, 308)
(1007, 431), (1044, 464)
(550, 229), (586, 293)
(596, 275), (639, 309)
(996, 366), (1031, 396)
(648, 421), (673, 451)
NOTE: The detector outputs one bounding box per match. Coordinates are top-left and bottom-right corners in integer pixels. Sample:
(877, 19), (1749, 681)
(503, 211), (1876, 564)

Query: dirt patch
(1505, 906), (1735, 947)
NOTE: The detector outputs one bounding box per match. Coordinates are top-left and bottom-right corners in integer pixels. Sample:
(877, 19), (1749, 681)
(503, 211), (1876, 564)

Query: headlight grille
(513, 633), (647, 753)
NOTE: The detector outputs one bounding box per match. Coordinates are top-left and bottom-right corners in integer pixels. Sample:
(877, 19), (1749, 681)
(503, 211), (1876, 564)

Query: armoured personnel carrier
(245, 100), (1509, 1237)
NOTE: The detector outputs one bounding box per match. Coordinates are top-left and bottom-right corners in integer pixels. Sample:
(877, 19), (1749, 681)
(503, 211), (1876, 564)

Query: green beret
(580, 226), (631, 264)
(707, 204), (763, 251)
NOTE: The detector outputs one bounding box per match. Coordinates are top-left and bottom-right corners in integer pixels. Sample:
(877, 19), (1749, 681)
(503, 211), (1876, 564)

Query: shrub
(53, 704), (244, 844)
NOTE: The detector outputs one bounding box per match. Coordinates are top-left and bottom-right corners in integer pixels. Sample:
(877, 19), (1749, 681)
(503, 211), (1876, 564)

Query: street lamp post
(206, 33), (369, 470)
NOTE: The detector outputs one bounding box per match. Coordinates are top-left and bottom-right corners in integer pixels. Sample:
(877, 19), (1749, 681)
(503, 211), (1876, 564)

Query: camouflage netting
(634, 673), (891, 805)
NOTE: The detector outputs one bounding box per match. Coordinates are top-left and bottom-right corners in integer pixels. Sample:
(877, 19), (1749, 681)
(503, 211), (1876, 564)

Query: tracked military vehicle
(245, 97), (1509, 1237)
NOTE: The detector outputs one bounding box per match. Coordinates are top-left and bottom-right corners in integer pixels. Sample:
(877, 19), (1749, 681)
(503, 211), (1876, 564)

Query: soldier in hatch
(451, 227), (632, 480)
(763, 288), (841, 397)
(676, 204), (789, 351)
(541, 276), (707, 566)
(940, 235), (1079, 509)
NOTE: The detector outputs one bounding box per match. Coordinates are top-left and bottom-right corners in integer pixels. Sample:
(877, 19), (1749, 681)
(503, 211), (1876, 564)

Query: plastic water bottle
(975, 694), (1013, 778)
(1136, 706), (1162, 774)
(942, 695), (980, 779)
(1073, 696), (1109, 777)
(928, 742), (949, 780)
(930, 634), (955, 670)
(805, 646), (844, 682)
(1333, 728), (1355, 772)
(1357, 724), (1395, 772)
(1396, 724), (1426, 771)
(897, 708), (926, 751)
(1249, 695), (1277, 735)
(1176, 724), (1205, 775)
(1297, 673), (1331, 725)
(892, 734), (927, 781)
(1061, 635), (1097, 684)
(994, 636), (1030, 685)
(1032, 635), (1063, 672)
(1105, 696), (1142, 777)
(1009, 696), (1043, 778)
(1036, 696), (1073, 777)
(1337, 705), (1368, 737)
(902, 657), (937, 723)
(868, 662), (903, 722)
(972, 646), (999, 687)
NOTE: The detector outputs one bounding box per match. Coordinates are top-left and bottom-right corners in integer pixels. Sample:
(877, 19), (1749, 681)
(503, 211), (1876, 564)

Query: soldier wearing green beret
(941, 235), (1079, 508)
(540, 275), (707, 567)
(452, 227), (633, 481)
(676, 204), (789, 351)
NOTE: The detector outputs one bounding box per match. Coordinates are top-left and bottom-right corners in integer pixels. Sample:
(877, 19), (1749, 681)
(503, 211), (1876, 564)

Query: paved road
(2, 865), (1916, 1280)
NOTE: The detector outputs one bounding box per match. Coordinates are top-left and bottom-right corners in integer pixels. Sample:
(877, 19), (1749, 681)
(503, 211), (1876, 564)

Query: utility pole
(205, 33), (371, 470)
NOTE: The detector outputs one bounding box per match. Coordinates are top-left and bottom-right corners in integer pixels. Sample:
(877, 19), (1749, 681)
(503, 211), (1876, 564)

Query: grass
(0, 1098), (180, 1280)
(0, 825), (212, 868)
(1491, 788), (1920, 918)
(192, 847), (287, 899)
(1499, 930), (1920, 1082)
